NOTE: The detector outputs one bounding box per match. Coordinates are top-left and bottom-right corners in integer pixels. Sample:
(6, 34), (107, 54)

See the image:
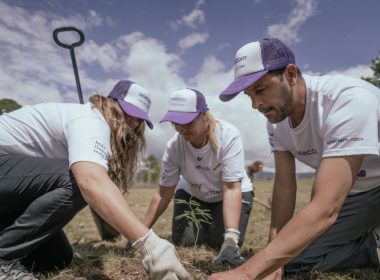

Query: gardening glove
(212, 228), (245, 266)
(132, 229), (193, 280)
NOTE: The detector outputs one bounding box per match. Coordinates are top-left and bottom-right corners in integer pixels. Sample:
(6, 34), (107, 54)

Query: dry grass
(42, 179), (380, 280)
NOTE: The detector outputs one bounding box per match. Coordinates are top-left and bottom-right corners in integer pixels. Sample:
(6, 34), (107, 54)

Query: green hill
(0, 98), (21, 114)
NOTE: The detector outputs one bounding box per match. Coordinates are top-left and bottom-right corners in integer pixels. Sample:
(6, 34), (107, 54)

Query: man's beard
(266, 84), (294, 123)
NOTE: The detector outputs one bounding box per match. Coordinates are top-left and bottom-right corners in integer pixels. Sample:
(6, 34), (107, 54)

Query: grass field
(43, 179), (380, 280)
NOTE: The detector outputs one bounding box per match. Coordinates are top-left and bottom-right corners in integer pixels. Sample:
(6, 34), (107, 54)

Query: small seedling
(174, 197), (213, 248)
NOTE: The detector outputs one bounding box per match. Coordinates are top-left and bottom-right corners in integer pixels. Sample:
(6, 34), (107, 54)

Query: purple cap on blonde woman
(108, 80), (153, 129)
(160, 88), (208, 124)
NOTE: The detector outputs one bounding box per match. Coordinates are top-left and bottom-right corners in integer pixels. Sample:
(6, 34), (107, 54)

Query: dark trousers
(285, 185), (380, 273)
(0, 155), (87, 272)
(172, 189), (254, 249)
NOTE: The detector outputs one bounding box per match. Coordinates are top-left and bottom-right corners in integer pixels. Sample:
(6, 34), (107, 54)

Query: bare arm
(222, 181), (242, 229)
(209, 154), (363, 280)
(269, 151), (297, 241)
(211, 181), (244, 265)
(240, 155), (363, 279)
(71, 161), (148, 242)
(144, 186), (176, 228)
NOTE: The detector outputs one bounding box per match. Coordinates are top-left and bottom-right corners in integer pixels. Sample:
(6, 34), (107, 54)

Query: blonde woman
(143, 88), (254, 266)
(0, 80), (191, 280)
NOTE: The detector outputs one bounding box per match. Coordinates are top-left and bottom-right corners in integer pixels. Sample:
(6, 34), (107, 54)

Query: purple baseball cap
(107, 80), (153, 129)
(160, 88), (208, 124)
(219, 38), (295, 102)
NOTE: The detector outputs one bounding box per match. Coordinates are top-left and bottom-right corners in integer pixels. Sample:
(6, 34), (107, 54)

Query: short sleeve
(221, 128), (246, 182)
(159, 136), (181, 187)
(323, 87), (379, 157)
(66, 117), (111, 170)
(267, 122), (288, 152)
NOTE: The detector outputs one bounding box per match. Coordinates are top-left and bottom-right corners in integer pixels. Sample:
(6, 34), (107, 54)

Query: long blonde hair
(174, 111), (219, 152)
(204, 112), (219, 153)
(89, 94), (146, 192)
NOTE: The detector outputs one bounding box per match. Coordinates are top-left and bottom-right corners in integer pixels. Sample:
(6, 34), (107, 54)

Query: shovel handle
(53, 26), (85, 49)
(53, 26), (85, 104)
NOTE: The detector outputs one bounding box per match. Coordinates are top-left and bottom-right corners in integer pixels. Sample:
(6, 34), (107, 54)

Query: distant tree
(362, 51), (380, 88)
(0, 99), (21, 114)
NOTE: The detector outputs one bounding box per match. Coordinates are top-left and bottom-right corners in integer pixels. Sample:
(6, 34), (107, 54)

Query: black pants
(285, 185), (380, 273)
(0, 155), (87, 272)
(172, 189), (254, 249)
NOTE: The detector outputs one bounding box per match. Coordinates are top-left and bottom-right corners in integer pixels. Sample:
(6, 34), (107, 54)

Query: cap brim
(219, 70), (268, 102)
(160, 111), (200, 124)
(117, 100), (153, 129)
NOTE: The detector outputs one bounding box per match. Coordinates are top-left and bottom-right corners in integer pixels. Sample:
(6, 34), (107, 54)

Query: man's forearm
(240, 201), (337, 279)
(268, 181), (296, 241)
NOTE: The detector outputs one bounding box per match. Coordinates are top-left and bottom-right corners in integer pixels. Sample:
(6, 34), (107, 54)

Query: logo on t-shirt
(212, 163), (222, 171)
(195, 165), (210, 171)
(326, 136), (363, 145)
(201, 189), (221, 198)
(268, 133), (274, 147)
(296, 149), (318, 156)
(190, 183), (201, 190)
(93, 140), (108, 160)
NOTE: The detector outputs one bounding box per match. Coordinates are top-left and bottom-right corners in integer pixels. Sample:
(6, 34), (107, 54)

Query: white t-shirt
(0, 102), (111, 170)
(160, 119), (253, 203)
(267, 74), (380, 194)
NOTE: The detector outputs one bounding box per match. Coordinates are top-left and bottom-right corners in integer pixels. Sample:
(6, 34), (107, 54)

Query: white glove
(133, 229), (193, 280)
(212, 228), (245, 266)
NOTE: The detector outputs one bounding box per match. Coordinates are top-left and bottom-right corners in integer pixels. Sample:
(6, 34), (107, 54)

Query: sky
(1, 0), (379, 173)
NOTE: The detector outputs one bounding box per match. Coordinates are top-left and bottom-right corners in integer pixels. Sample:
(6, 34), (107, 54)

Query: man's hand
(133, 230), (192, 280)
(212, 228), (245, 266)
(208, 267), (250, 280)
(262, 267), (283, 280)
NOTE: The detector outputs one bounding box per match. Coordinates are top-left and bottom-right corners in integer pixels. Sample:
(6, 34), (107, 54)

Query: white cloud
(326, 64), (374, 79)
(181, 9), (206, 29)
(178, 32), (209, 50)
(216, 43), (231, 52)
(303, 64), (374, 79)
(170, 0), (206, 30)
(88, 10), (104, 26)
(50, 9), (107, 31)
(117, 33), (184, 87)
(195, 0), (206, 8)
(80, 40), (119, 72)
(169, 0), (208, 51)
(266, 0), (317, 45)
